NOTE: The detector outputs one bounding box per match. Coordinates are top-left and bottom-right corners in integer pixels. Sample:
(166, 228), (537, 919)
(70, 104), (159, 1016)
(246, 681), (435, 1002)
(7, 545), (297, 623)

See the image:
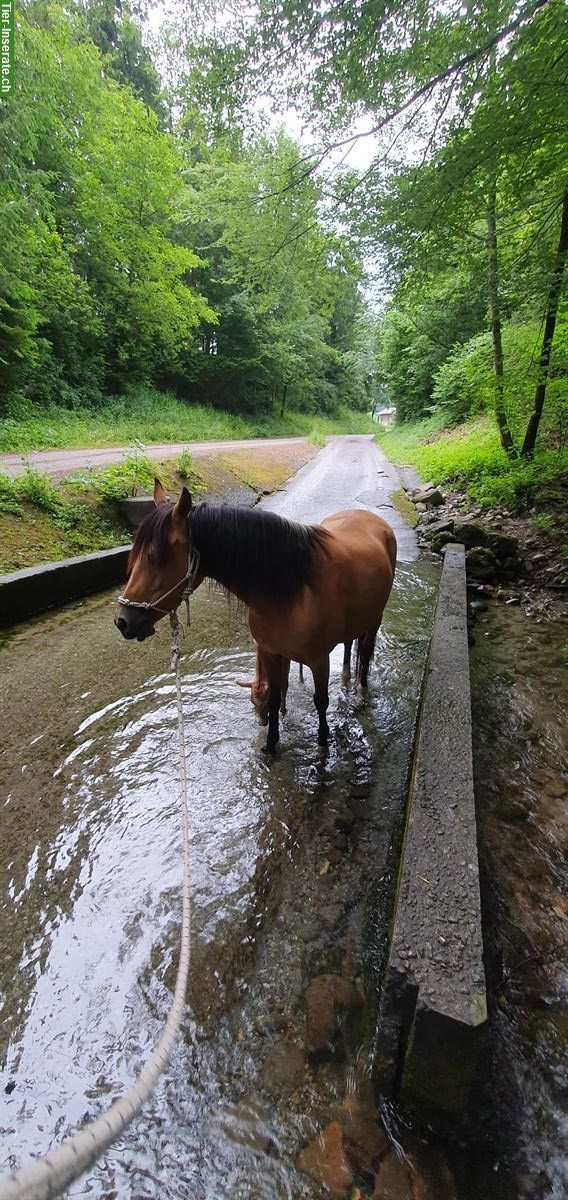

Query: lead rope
(0, 600), (194, 1200)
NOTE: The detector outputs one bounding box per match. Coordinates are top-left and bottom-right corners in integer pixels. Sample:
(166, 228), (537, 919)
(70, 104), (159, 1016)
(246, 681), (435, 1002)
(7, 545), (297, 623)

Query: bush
(431, 333), (492, 424)
(83, 450), (155, 502)
(176, 448), (193, 479)
(431, 318), (568, 447)
(376, 414), (568, 510)
(0, 475), (23, 516)
(17, 467), (61, 513)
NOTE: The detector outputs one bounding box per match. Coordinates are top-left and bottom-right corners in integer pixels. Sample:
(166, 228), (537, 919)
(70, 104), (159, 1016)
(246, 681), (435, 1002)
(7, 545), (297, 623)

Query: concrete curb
(0, 546), (131, 628)
(375, 543), (487, 1121)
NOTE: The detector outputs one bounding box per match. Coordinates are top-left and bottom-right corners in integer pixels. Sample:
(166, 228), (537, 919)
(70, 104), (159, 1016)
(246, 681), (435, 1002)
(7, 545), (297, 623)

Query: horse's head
(236, 676), (270, 725)
(114, 479), (193, 642)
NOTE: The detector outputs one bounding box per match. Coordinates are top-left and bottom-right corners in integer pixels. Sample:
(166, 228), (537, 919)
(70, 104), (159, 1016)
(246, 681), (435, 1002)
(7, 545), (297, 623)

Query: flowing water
(463, 602), (568, 1200)
(0, 559), (439, 1198)
(2, 425), (566, 1199)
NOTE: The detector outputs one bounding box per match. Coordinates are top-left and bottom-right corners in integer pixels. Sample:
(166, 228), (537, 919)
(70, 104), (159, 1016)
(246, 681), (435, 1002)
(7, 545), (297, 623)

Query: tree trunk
(521, 188), (568, 458)
(486, 180), (517, 459)
(280, 382), (288, 418)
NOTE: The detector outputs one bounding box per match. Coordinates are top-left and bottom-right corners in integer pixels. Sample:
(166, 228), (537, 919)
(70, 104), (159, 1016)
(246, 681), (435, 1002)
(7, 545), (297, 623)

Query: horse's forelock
(127, 503), (175, 573)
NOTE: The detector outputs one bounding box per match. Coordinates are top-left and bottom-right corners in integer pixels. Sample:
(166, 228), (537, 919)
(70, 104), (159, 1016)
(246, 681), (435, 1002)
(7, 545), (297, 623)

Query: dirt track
(0, 436), (309, 479)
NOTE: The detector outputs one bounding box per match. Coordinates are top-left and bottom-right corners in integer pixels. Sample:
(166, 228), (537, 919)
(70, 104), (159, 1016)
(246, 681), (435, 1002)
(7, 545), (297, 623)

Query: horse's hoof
(264, 740), (279, 756)
(340, 668), (351, 686)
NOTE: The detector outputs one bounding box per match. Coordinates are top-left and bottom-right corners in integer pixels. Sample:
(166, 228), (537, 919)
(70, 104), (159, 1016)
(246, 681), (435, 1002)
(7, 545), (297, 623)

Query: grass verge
(0, 442), (318, 573)
(0, 390), (374, 453)
(376, 415), (568, 511)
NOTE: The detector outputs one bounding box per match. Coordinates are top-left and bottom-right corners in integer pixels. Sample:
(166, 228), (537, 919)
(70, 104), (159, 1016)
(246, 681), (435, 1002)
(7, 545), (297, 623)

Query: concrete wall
(375, 544), (487, 1122)
(0, 546), (131, 628)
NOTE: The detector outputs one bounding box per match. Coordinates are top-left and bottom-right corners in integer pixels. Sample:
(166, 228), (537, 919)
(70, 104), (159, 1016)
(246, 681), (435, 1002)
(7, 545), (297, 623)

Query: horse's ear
(154, 478), (168, 506)
(172, 486), (192, 523)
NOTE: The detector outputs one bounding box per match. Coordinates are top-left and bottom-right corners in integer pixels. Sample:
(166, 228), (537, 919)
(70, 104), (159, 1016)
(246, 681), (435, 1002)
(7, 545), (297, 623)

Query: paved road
(262, 434), (419, 561)
(0, 435), (308, 479)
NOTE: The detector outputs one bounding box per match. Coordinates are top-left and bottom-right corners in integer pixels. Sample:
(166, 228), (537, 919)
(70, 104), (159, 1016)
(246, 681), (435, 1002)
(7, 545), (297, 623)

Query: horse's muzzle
(114, 612), (155, 642)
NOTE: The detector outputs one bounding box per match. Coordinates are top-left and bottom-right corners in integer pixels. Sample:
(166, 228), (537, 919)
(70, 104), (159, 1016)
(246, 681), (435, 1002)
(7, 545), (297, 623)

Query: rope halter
(117, 544), (201, 621)
(117, 538), (201, 673)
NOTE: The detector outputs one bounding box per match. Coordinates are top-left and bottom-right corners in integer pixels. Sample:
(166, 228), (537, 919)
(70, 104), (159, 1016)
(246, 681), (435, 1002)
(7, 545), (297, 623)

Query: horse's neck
(189, 506), (250, 603)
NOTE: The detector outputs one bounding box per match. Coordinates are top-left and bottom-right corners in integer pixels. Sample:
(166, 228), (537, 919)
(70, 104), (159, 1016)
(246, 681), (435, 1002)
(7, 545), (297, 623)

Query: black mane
(130, 501), (329, 603)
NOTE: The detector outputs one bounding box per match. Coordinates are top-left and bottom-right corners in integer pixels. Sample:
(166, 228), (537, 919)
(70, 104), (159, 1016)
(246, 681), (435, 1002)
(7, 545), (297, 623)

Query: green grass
(0, 388), (374, 453)
(376, 414), (568, 511)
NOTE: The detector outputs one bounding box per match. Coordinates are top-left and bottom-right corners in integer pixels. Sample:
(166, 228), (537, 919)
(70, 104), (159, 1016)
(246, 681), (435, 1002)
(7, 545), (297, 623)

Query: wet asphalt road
(262, 435), (418, 560)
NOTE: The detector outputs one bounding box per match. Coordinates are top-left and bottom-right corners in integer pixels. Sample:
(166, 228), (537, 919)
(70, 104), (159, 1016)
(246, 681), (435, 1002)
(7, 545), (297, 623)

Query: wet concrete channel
(0, 435), (566, 1198)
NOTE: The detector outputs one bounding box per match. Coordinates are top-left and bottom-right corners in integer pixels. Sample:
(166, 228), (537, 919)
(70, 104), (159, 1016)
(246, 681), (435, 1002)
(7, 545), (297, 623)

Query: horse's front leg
(312, 656), (330, 748)
(261, 650), (283, 755)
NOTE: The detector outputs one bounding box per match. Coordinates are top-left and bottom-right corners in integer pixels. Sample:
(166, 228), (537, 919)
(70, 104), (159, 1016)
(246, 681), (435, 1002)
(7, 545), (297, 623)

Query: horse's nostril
(115, 615), (128, 634)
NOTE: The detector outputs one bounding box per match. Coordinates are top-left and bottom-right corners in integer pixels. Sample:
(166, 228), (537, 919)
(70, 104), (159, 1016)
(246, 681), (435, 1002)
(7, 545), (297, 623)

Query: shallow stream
(0, 560), (438, 1198)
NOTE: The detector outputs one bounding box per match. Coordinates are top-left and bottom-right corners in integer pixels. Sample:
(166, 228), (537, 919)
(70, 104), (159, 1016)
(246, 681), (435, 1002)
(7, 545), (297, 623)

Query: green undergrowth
(376, 414), (568, 511)
(0, 389), (373, 453)
(0, 439), (319, 572)
(0, 452), (207, 572)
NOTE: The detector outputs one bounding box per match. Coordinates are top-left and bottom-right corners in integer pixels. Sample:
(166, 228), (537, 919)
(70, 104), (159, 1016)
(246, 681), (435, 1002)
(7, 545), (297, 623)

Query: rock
(414, 1146), (457, 1200)
(331, 830), (349, 852)
(486, 531), (519, 559)
(453, 521), (489, 548)
(422, 519), (455, 538)
(465, 546), (500, 581)
(416, 502), (427, 512)
(261, 1039), (305, 1095)
(373, 1146), (457, 1200)
(347, 795), (372, 820)
(304, 974), (362, 1059)
(340, 1095), (388, 1176)
(334, 804), (355, 833)
(321, 902), (343, 928)
(350, 781), (372, 798)
(328, 847), (343, 865)
(501, 555), (523, 579)
(430, 532), (457, 555)
(373, 1152), (413, 1199)
(296, 1121), (353, 1196)
(413, 487), (444, 507)
(499, 797), (530, 822)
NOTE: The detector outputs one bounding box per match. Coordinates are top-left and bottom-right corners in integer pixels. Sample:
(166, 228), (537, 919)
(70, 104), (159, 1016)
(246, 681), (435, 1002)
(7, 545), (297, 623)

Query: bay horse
(115, 481), (397, 753)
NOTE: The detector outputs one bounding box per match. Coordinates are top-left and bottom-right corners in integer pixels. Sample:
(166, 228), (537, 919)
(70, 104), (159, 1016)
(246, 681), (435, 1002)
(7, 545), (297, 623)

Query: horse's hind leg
(357, 629), (378, 689)
(311, 656), (330, 748)
(341, 640), (353, 685)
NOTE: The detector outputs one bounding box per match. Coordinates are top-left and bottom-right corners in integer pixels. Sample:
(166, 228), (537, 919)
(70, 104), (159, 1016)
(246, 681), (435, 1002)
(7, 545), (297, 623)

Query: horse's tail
(355, 629), (379, 686)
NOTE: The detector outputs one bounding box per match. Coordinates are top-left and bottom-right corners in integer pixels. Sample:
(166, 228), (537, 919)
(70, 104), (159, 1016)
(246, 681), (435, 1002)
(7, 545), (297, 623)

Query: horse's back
(321, 508), (397, 570)
(250, 508), (396, 663)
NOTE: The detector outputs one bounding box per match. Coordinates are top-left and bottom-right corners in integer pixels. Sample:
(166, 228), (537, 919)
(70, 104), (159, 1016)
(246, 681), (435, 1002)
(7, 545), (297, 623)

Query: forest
(1, 0), (567, 465)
